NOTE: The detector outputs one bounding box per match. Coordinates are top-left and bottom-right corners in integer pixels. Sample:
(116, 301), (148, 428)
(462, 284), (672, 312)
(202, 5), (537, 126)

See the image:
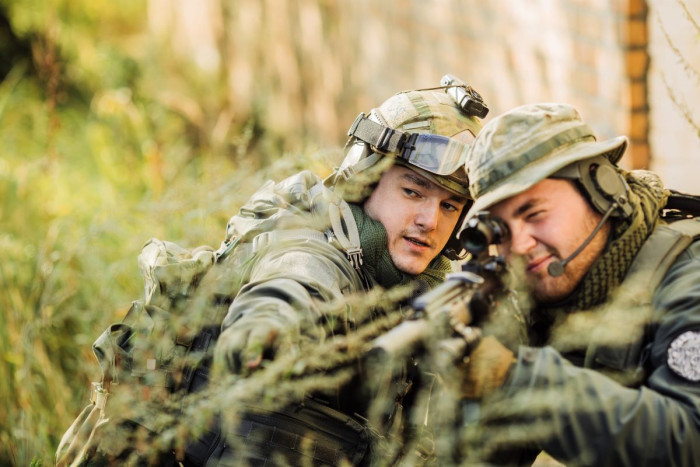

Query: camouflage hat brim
(460, 134), (627, 232)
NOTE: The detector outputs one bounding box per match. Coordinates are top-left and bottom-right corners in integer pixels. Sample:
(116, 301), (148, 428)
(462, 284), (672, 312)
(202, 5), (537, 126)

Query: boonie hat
(462, 102), (628, 225)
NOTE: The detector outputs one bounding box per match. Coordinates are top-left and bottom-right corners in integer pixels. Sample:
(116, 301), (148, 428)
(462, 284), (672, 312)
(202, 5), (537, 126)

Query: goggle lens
(401, 133), (469, 176)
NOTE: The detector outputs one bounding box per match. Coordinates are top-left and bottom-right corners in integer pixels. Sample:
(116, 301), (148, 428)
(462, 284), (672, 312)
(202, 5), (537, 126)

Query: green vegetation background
(11, 2), (699, 464)
(0, 1), (340, 464)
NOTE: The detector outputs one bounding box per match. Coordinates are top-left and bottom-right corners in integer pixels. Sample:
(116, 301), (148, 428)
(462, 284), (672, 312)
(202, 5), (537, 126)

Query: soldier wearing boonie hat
(463, 102), (628, 222)
(454, 102), (700, 466)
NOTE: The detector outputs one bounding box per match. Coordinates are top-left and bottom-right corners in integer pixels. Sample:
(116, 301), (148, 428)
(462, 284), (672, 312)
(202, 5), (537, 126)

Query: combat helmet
(329, 75), (488, 259)
(462, 103), (632, 232)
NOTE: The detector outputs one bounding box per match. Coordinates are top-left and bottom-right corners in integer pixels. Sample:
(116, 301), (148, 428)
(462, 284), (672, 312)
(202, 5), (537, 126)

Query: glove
(461, 336), (515, 400)
(214, 317), (285, 375)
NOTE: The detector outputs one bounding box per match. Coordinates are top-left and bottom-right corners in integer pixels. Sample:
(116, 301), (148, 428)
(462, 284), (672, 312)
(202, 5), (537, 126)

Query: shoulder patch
(667, 330), (700, 382)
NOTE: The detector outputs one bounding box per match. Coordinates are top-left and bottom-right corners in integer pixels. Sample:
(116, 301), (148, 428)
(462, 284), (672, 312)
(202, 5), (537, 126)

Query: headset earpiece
(546, 156), (634, 277)
(576, 156), (634, 219)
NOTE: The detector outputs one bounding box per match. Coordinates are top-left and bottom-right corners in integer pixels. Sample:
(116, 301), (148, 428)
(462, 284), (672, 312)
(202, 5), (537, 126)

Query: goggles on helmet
(347, 113), (470, 178)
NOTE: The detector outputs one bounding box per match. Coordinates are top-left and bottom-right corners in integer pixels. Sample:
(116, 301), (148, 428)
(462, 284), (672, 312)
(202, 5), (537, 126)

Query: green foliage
(0, 2), (331, 464)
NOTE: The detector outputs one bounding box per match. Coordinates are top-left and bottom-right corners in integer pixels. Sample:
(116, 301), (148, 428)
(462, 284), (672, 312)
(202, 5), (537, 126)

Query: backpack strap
(585, 217), (700, 374)
(623, 218), (700, 295)
(308, 181), (365, 272)
(214, 235), (242, 263)
(328, 201), (364, 271)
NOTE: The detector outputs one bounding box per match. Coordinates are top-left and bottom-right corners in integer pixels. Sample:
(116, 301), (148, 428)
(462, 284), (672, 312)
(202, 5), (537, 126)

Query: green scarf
(531, 170), (669, 342)
(348, 203), (452, 291)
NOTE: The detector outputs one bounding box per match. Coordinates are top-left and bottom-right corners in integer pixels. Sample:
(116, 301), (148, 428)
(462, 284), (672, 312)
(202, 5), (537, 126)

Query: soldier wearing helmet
(54, 77), (489, 467)
(457, 103), (700, 465)
(330, 76), (484, 264)
(202, 77), (487, 465)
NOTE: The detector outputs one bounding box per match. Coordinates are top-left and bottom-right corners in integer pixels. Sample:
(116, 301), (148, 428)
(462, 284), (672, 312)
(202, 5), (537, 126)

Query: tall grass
(6, 1), (690, 464)
(0, 2), (342, 464)
(0, 73), (333, 467)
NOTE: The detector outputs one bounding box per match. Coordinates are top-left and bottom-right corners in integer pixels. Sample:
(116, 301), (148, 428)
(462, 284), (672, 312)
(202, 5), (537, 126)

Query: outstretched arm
(214, 238), (363, 375)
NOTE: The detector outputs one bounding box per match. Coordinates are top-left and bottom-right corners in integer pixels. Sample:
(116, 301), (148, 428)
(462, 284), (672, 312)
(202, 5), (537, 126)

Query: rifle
(361, 212), (511, 463)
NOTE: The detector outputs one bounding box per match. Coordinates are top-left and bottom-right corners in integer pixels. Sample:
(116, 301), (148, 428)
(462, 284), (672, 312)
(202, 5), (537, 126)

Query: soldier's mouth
(527, 255), (553, 272)
(405, 236), (430, 248)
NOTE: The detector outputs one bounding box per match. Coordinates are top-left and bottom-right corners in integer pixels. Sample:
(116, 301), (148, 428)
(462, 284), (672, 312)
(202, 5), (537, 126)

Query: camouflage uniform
(206, 85), (483, 465)
(55, 80), (489, 466)
(462, 103), (700, 466)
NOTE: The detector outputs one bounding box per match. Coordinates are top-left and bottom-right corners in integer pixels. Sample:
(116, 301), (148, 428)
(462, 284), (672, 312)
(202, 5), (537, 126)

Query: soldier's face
(489, 178), (610, 303)
(364, 165), (467, 275)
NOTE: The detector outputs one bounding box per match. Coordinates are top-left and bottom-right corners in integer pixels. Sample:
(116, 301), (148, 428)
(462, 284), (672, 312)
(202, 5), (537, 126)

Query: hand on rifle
(459, 335), (515, 400)
(214, 317), (287, 375)
(435, 318), (515, 400)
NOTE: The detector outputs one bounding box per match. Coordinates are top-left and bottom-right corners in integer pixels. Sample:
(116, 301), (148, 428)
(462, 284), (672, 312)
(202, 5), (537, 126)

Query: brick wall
(427, 0), (649, 170)
(623, 0), (651, 170)
(148, 0), (699, 191)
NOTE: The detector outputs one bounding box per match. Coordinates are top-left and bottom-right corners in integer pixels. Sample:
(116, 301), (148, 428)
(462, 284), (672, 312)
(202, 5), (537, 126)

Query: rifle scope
(459, 212), (509, 255)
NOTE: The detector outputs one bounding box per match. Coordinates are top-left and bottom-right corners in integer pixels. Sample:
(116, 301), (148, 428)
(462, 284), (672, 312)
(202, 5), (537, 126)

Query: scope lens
(461, 229), (488, 255)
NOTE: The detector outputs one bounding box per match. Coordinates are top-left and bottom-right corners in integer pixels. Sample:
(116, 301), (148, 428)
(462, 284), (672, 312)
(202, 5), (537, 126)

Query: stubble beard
(532, 221), (611, 304)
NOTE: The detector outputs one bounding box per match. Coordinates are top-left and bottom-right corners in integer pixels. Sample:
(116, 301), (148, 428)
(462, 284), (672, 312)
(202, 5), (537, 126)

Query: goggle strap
(348, 113), (408, 155)
(328, 201), (363, 271)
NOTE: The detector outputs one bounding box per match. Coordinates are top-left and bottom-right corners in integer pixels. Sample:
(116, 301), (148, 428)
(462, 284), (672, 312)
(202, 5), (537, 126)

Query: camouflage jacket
(493, 220), (700, 466)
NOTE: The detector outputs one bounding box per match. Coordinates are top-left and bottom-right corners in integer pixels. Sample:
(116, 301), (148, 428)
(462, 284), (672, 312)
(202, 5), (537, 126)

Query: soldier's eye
(442, 202), (459, 212)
